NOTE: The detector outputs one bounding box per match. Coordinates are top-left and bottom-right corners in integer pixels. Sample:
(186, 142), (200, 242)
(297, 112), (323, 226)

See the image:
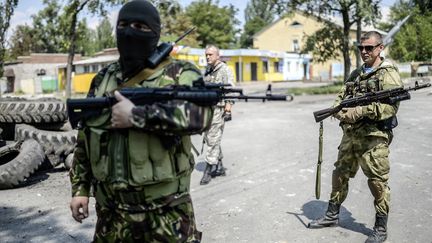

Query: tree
(275, 0), (381, 80)
(185, 0), (239, 48)
(96, 16), (115, 51)
(31, 0), (65, 53)
(62, 0), (127, 98)
(150, 0), (200, 47)
(240, 0), (278, 48)
(75, 18), (98, 56)
(381, 0), (432, 62)
(8, 24), (33, 59)
(0, 0), (19, 95)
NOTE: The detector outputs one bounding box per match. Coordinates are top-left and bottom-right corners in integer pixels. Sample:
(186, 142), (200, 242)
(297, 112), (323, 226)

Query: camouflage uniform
(330, 59), (403, 216)
(203, 61), (234, 165)
(70, 59), (213, 242)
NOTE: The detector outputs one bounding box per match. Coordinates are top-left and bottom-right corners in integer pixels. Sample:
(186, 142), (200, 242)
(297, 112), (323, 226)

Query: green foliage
(151, 0), (200, 47)
(8, 24), (33, 59)
(380, 1), (432, 62)
(274, 0), (381, 80)
(0, 0), (19, 81)
(31, 0), (65, 53)
(289, 82), (343, 95)
(185, 0), (240, 48)
(96, 16), (116, 50)
(240, 0), (277, 48)
(302, 23), (344, 63)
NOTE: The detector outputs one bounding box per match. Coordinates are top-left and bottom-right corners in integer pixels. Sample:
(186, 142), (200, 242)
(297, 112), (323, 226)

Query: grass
(288, 82), (344, 95)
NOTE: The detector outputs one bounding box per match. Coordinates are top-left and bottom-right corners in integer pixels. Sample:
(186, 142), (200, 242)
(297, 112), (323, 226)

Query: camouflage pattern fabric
(329, 59), (402, 216)
(203, 107), (225, 165)
(202, 61), (234, 165)
(204, 61), (235, 107)
(70, 59), (212, 242)
(93, 194), (201, 243)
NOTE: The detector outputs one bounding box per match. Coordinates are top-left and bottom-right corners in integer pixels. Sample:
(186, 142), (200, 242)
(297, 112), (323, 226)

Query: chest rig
(344, 68), (385, 99)
(343, 65), (398, 130)
(84, 61), (193, 203)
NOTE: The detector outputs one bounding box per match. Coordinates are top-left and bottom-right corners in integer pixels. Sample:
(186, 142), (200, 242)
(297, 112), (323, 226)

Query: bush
(289, 82), (343, 95)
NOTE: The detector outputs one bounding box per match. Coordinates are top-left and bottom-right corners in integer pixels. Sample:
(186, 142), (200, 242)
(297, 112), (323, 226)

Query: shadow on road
(0, 206), (92, 242)
(18, 166), (66, 189)
(195, 161), (206, 172)
(287, 200), (373, 236)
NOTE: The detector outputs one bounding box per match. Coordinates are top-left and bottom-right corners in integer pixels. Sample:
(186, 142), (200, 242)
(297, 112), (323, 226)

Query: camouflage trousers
(204, 107), (225, 165)
(330, 130), (392, 215)
(93, 195), (202, 243)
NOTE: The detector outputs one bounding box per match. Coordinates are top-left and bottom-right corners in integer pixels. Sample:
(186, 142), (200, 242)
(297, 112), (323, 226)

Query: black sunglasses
(357, 43), (382, 52)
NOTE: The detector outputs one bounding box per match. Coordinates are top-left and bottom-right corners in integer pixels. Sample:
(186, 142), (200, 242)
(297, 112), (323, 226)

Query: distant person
(200, 44), (235, 185)
(308, 31), (403, 243)
(69, 1), (212, 241)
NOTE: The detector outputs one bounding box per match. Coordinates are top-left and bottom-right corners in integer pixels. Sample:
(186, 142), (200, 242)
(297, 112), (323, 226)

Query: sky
(9, 0), (395, 37)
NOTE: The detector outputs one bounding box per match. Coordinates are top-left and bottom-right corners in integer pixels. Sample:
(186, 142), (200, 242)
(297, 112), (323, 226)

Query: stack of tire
(0, 97), (77, 189)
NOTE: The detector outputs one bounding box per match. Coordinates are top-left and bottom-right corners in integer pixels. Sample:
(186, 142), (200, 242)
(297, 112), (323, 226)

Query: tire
(0, 139), (45, 189)
(0, 97), (67, 124)
(15, 124), (77, 167)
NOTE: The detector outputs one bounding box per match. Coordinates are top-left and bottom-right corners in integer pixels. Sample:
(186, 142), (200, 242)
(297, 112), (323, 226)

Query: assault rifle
(67, 81), (288, 129)
(313, 81), (431, 123)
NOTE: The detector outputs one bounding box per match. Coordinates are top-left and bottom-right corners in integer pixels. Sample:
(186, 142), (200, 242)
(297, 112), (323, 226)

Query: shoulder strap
(116, 59), (172, 90)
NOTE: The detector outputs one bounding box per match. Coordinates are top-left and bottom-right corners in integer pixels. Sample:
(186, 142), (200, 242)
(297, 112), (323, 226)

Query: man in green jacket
(308, 31), (403, 243)
(69, 1), (212, 242)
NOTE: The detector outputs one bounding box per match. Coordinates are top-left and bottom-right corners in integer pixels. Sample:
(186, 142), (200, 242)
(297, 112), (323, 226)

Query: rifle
(66, 81), (288, 129)
(315, 121), (323, 200)
(313, 81), (431, 123)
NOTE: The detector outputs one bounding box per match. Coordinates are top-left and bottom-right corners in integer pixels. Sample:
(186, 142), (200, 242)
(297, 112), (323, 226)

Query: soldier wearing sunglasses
(308, 31), (403, 243)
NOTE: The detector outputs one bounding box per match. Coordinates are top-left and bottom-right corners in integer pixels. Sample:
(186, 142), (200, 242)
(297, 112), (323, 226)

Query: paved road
(0, 82), (431, 243)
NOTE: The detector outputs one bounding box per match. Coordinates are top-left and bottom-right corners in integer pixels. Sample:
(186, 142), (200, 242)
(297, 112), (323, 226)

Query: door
(250, 62), (257, 81)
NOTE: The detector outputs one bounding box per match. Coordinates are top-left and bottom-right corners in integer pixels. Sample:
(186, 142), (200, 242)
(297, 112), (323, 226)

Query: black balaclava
(116, 0), (161, 79)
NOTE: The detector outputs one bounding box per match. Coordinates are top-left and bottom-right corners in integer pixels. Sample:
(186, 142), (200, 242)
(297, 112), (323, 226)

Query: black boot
(308, 202), (341, 228)
(211, 160), (226, 177)
(365, 214), (388, 243)
(200, 163), (216, 185)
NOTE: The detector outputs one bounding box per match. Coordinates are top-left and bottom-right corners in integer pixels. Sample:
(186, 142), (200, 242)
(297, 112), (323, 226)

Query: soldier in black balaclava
(70, 1), (209, 242)
(116, 0), (161, 79)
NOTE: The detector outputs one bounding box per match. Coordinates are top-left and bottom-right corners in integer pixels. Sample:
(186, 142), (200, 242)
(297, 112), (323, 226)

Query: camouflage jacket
(333, 58), (403, 137)
(204, 61), (235, 106)
(70, 59), (213, 199)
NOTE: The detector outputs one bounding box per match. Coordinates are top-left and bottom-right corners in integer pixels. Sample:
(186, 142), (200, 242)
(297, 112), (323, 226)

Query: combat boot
(211, 160), (226, 177)
(200, 163), (216, 185)
(308, 202), (340, 228)
(365, 214), (388, 243)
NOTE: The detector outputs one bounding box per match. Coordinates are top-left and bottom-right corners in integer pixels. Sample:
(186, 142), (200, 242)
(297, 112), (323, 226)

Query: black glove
(223, 111), (232, 122)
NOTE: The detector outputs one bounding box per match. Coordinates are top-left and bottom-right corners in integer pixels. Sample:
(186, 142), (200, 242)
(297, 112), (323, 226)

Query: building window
(75, 65), (84, 74)
(91, 64), (99, 73)
(263, 61), (268, 73)
(290, 21), (302, 28)
(287, 61), (291, 72)
(83, 65), (90, 73)
(293, 39), (300, 52)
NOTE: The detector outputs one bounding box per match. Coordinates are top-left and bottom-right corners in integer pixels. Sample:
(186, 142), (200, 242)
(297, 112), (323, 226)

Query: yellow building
(173, 47), (293, 82)
(61, 47), (309, 94)
(253, 11), (386, 81)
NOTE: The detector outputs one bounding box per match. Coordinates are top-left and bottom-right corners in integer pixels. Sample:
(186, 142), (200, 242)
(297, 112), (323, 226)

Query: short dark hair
(361, 31), (383, 44)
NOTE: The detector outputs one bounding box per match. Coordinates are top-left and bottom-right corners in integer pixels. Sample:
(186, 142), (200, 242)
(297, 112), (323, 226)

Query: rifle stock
(313, 106), (341, 123)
